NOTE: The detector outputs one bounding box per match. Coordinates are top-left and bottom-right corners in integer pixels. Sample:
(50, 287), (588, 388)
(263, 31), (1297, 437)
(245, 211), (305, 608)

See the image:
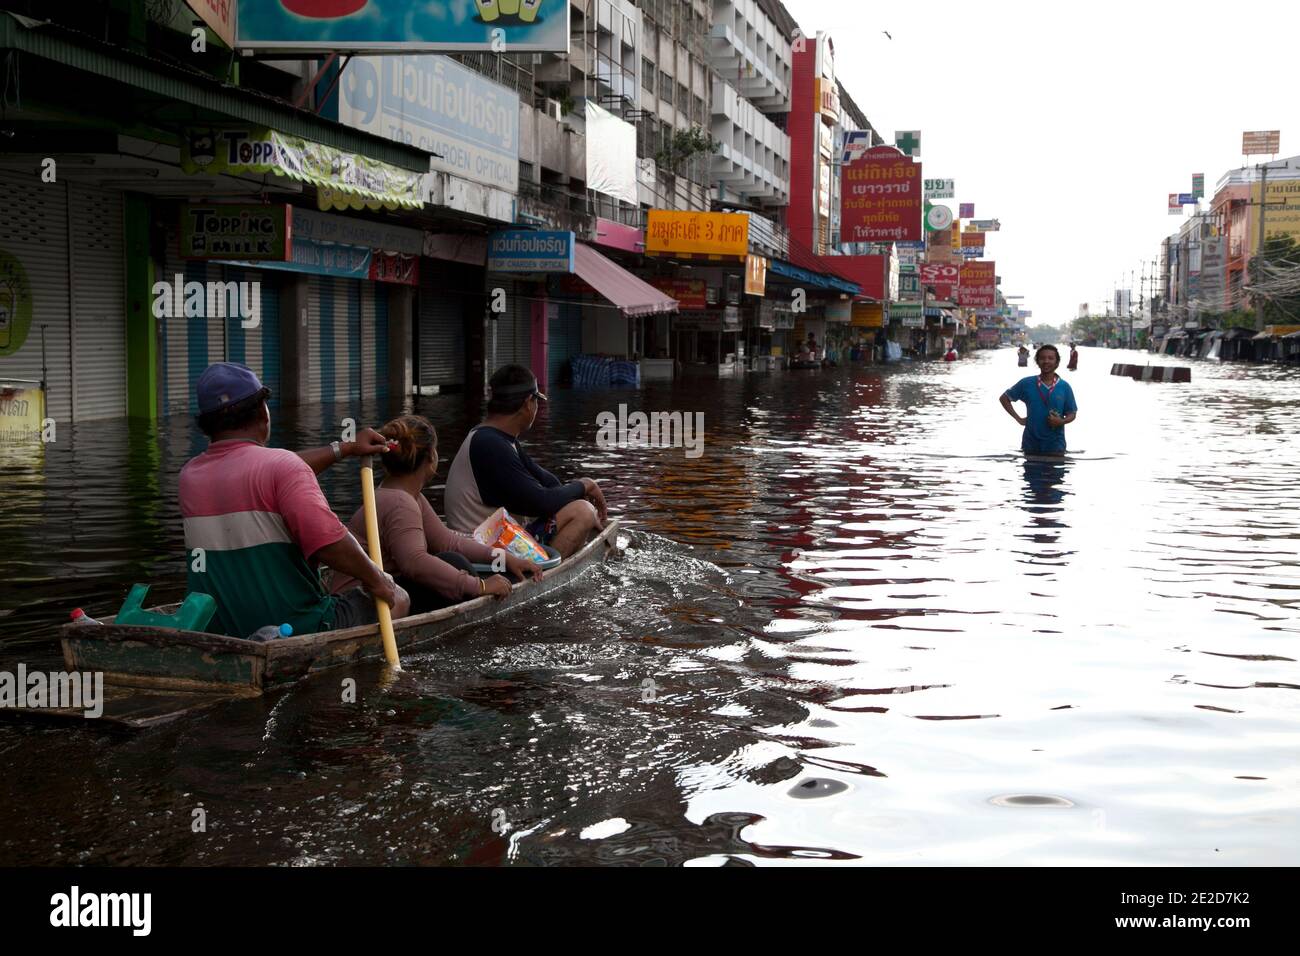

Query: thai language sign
(645, 210), (749, 258)
(487, 230), (574, 273)
(923, 178), (953, 199)
(920, 262), (959, 300)
(237, 0), (572, 53)
(957, 261), (996, 307)
(339, 55), (519, 192)
(1252, 179), (1300, 247)
(1242, 130), (1280, 155)
(181, 204), (290, 260)
(649, 278), (707, 310)
(841, 146), (923, 243)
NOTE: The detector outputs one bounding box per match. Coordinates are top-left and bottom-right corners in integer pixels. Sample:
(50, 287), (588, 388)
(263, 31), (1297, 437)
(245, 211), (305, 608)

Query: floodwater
(1, 347), (1297, 866)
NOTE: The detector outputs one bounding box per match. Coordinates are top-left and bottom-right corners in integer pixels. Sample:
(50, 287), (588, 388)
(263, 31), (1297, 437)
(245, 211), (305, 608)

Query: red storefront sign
(840, 145), (923, 243)
(957, 260), (996, 307)
(649, 277), (707, 310)
(369, 253), (419, 285)
(919, 261), (959, 300)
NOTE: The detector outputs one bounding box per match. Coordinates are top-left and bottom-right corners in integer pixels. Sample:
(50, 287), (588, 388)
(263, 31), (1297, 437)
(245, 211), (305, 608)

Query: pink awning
(574, 243), (678, 317)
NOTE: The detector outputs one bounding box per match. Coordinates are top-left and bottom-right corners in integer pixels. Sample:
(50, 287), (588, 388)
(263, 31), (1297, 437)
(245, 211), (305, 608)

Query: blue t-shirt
(1005, 375), (1077, 452)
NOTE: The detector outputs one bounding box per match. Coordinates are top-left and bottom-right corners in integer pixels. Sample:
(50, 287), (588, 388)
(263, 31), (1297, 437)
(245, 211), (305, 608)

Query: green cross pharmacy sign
(895, 131), (921, 157)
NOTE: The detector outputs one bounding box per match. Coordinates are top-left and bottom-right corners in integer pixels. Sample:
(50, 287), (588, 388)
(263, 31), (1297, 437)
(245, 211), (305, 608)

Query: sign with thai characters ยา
(923, 178), (954, 199)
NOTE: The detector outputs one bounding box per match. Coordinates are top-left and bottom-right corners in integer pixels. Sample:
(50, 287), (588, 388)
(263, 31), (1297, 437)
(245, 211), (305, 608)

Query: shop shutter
(490, 280), (530, 375)
(549, 300), (584, 388)
(221, 265), (280, 407)
(418, 260), (467, 388)
(162, 234), (225, 416)
(0, 173), (72, 422)
(360, 281), (390, 399)
(308, 275), (365, 404)
(67, 184), (126, 421)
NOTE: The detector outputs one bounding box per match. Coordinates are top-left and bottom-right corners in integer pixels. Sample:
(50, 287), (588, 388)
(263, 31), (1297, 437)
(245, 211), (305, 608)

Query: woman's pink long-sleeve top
(329, 488), (495, 601)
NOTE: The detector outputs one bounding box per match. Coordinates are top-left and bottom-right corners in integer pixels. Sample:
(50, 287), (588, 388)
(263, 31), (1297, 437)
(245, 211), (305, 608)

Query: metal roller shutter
(490, 279), (530, 376)
(308, 274), (366, 404)
(67, 185), (125, 421)
(221, 265), (280, 406)
(418, 260), (466, 388)
(549, 300), (583, 388)
(0, 173), (71, 422)
(360, 281), (390, 399)
(161, 232), (225, 416)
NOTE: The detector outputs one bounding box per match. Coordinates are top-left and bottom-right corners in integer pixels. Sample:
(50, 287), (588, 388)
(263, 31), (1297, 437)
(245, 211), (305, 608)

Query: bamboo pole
(359, 455), (401, 669)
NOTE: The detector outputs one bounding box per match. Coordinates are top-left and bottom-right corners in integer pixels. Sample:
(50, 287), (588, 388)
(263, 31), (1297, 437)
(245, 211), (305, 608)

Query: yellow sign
(1251, 179), (1300, 251)
(745, 254), (767, 296)
(646, 210), (749, 258)
(852, 302), (884, 328)
(814, 78), (839, 123)
(0, 381), (45, 440)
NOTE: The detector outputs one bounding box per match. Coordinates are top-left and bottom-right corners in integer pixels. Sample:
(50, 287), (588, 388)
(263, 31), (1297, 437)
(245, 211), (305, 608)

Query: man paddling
(999, 344), (1078, 456)
(180, 362), (409, 639)
(445, 364), (605, 558)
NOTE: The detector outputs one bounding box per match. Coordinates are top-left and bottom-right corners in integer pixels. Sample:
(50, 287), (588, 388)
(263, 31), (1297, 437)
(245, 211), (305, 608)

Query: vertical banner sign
(1168, 193), (1181, 215)
(920, 262), (959, 300)
(744, 254), (768, 296)
(1199, 237), (1224, 309)
(959, 202), (974, 219)
(841, 146), (923, 243)
(1191, 173), (1204, 201)
(957, 261), (996, 307)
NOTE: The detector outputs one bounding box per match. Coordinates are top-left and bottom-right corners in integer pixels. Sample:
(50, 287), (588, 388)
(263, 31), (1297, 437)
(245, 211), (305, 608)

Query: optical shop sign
(340, 55), (519, 192)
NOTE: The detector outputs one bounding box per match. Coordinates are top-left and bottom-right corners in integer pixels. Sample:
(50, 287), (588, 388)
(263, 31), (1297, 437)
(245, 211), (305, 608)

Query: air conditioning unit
(544, 99), (563, 121)
(532, 53), (544, 66)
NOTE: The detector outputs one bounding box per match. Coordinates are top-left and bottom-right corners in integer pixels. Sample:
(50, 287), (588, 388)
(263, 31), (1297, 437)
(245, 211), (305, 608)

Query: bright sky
(782, 0), (1296, 326)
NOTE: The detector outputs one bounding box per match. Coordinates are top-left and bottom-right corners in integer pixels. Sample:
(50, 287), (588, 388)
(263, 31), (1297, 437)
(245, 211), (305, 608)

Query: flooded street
(1, 347), (1297, 866)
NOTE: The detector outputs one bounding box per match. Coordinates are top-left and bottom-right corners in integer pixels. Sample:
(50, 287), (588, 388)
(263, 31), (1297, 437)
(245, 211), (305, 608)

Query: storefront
(159, 203), (420, 412)
(0, 172), (126, 423)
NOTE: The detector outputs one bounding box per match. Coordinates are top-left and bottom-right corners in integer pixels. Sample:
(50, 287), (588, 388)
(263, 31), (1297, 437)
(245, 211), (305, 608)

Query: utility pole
(1255, 159), (1271, 331)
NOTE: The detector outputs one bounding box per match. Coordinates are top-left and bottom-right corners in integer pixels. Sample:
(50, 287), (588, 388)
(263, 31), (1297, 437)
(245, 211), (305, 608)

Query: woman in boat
(330, 415), (542, 615)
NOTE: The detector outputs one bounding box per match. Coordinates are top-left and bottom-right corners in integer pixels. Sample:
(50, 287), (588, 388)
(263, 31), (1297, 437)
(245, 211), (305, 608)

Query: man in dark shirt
(445, 364), (606, 558)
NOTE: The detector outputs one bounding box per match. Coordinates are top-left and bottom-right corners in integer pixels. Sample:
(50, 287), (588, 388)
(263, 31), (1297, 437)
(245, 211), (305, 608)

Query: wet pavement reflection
(1, 347), (1297, 865)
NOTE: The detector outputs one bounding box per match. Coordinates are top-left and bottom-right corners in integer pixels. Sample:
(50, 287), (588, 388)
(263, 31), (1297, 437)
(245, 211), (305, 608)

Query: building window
(659, 69), (673, 104)
(677, 82), (690, 115)
(642, 57), (654, 91)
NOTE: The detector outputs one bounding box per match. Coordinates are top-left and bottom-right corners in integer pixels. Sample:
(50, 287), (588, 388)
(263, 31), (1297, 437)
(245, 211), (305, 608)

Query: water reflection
(1, 348), (1298, 866)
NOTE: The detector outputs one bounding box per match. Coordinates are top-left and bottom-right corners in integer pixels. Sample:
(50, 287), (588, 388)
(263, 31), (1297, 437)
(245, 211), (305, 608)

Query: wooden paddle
(359, 454), (401, 670)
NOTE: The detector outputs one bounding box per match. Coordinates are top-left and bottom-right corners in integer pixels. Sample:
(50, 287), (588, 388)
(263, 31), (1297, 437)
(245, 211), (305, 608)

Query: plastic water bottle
(248, 623), (293, 641)
(69, 608), (103, 626)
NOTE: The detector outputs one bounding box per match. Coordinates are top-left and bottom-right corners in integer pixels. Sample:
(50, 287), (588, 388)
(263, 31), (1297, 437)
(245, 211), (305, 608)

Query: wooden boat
(42, 521), (622, 726)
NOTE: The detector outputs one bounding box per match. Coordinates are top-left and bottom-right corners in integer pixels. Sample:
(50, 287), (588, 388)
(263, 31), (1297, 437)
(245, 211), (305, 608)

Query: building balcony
(706, 21), (789, 111)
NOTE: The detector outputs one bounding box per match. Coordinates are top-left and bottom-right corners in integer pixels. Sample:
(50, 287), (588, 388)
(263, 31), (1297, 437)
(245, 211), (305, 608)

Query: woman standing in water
(999, 344), (1078, 455)
(1068, 343), (1079, 371)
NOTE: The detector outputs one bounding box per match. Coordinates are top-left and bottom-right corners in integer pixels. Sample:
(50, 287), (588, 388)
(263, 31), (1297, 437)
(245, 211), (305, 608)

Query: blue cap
(196, 362), (265, 414)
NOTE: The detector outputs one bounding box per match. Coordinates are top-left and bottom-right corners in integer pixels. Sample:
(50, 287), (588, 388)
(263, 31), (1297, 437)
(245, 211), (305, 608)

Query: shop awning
(1223, 327), (1254, 339)
(1251, 331), (1274, 340)
(574, 243), (678, 317)
(1166, 329), (1186, 339)
(768, 258), (860, 295)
